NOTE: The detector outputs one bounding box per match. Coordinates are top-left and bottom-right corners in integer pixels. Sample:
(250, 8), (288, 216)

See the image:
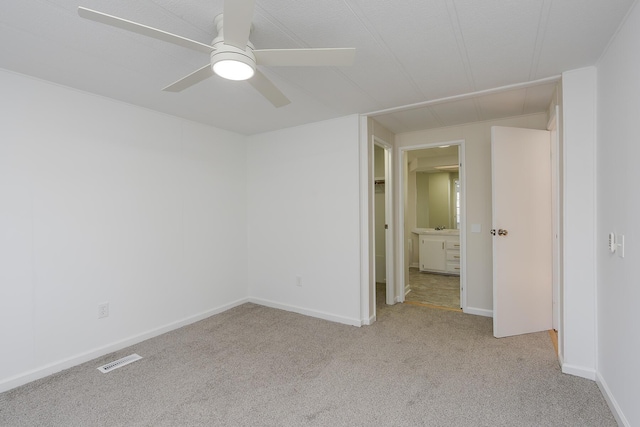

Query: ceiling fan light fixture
(211, 45), (256, 81)
(213, 59), (254, 80)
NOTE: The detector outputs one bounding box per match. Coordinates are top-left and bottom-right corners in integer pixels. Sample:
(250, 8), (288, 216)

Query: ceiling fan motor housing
(210, 14), (256, 81)
(210, 37), (256, 81)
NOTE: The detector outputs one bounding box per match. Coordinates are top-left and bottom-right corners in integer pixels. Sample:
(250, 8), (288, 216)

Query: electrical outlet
(98, 302), (109, 319)
(296, 275), (302, 287)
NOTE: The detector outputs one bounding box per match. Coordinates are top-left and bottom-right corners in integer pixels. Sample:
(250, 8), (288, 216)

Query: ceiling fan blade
(254, 48), (356, 67)
(248, 70), (290, 108)
(222, 0), (255, 49)
(162, 64), (214, 92)
(78, 7), (213, 54)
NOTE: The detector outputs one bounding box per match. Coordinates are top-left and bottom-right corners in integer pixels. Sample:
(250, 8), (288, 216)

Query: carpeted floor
(0, 303), (615, 426)
(405, 267), (460, 309)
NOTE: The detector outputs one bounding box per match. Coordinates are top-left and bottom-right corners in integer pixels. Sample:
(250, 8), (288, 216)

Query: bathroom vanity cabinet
(444, 239), (461, 275)
(414, 229), (461, 275)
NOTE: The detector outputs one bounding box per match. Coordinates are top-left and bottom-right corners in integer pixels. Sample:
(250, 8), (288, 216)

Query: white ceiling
(0, 0), (634, 135)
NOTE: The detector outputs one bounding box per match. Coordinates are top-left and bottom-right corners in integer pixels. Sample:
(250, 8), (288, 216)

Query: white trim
(458, 144), (468, 312)
(249, 297), (362, 327)
(366, 76), (561, 117)
(548, 105), (561, 333)
(373, 136), (394, 307)
(395, 147), (406, 304)
(363, 314), (377, 326)
(397, 140), (467, 311)
(358, 115), (371, 325)
(546, 108), (557, 130)
(561, 363), (596, 380)
(596, 372), (631, 427)
(464, 307), (493, 318)
(0, 297), (250, 393)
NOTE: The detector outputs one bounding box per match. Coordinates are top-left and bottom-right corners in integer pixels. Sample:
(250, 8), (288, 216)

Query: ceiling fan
(78, 1), (355, 107)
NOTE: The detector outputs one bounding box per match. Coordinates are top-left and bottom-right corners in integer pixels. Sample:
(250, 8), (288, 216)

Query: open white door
(491, 126), (552, 338)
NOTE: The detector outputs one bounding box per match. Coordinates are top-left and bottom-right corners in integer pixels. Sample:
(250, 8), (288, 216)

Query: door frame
(372, 136), (395, 308)
(548, 106), (561, 333)
(396, 140), (467, 311)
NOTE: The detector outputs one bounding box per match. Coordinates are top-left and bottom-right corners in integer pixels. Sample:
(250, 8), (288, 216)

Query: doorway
(372, 137), (394, 312)
(397, 141), (466, 312)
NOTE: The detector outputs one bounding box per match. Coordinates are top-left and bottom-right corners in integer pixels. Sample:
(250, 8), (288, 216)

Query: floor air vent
(97, 353), (142, 373)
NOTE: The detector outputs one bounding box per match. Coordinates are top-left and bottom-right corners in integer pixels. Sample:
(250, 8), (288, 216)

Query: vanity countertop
(412, 228), (460, 236)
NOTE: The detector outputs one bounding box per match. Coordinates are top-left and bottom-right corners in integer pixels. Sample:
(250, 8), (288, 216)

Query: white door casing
(548, 105), (561, 332)
(383, 141), (394, 305)
(373, 136), (394, 306)
(491, 126), (552, 338)
(396, 140), (466, 310)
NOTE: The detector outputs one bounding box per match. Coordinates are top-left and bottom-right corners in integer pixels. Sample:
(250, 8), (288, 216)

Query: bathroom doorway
(398, 141), (466, 311)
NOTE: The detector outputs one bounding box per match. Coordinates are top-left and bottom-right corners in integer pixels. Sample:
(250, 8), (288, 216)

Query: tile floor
(376, 268), (460, 310)
(405, 267), (460, 309)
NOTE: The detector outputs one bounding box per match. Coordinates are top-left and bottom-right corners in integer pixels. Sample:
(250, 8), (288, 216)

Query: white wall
(0, 70), (248, 391)
(246, 115), (362, 326)
(595, 2), (640, 425)
(561, 67), (597, 380)
(395, 113), (548, 315)
(415, 172), (430, 228)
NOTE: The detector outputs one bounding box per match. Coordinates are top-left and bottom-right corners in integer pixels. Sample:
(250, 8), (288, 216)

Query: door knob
(490, 229), (496, 236)
(498, 229), (508, 236)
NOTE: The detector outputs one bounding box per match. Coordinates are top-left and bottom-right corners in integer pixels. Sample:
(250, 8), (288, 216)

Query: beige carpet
(405, 267), (460, 309)
(0, 303), (615, 426)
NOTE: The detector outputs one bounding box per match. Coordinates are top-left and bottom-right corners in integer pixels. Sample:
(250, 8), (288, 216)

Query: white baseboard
(464, 307), (493, 317)
(561, 363), (596, 380)
(596, 371), (630, 427)
(0, 297), (249, 394)
(410, 262), (419, 269)
(363, 313), (376, 325)
(558, 351), (565, 368)
(249, 297), (362, 327)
